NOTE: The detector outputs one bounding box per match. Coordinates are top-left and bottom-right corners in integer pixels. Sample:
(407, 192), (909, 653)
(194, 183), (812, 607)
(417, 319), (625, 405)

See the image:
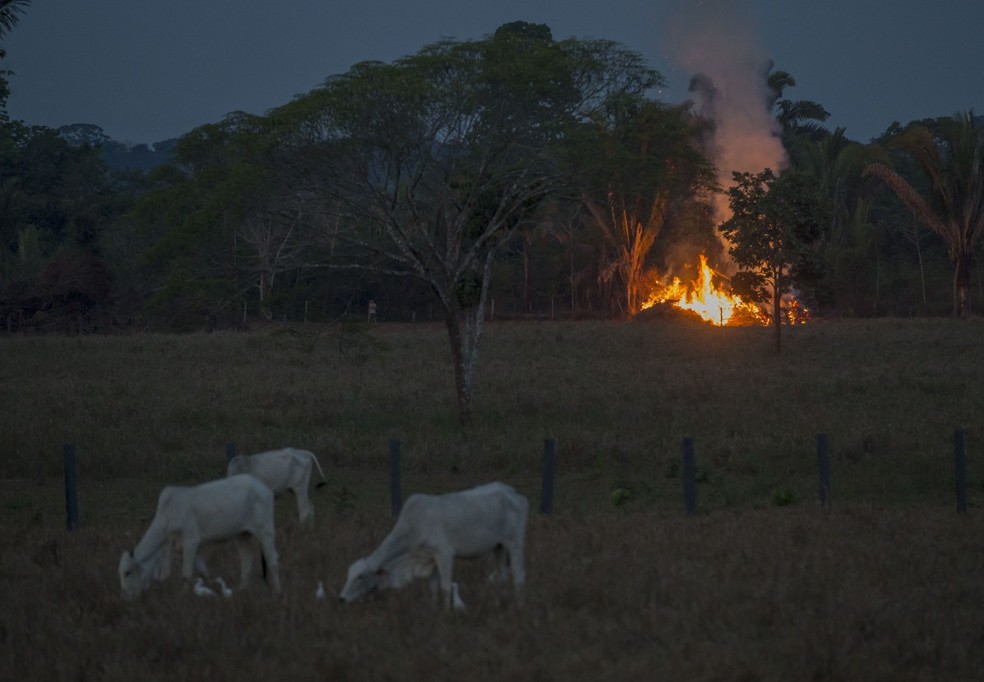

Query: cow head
(338, 558), (382, 603)
(118, 550), (151, 601)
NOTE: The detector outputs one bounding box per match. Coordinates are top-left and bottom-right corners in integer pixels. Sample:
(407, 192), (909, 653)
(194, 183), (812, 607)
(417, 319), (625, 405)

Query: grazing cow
(118, 474), (281, 600)
(339, 482), (528, 610)
(227, 447), (327, 524)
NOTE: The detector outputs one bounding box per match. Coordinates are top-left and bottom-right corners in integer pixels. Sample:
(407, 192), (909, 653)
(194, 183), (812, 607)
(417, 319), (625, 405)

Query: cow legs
(507, 541), (526, 602)
(193, 554), (209, 579)
(153, 541), (173, 581)
(290, 460), (315, 524)
(422, 565), (464, 610)
(432, 547), (459, 610)
(180, 536), (202, 581)
(427, 570), (440, 605)
(236, 534), (255, 588)
(294, 487), (315, 524)
(491, 545), (511, 583)
(256, 531), (281, 593)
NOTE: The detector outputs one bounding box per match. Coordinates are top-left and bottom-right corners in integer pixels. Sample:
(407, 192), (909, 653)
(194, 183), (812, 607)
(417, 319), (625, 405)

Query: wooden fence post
(817, 433), (831, 511)
(682, 437), (697, 517)
(225, 442), (238, 463)
(63, 444), (79, 531)
(540, 438), (556, 515)
(955, 429), (967, 515)
(389, 439), (402, 516)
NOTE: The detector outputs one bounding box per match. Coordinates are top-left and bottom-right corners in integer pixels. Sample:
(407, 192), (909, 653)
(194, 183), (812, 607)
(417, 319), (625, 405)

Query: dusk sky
(4, 0), (983, 145)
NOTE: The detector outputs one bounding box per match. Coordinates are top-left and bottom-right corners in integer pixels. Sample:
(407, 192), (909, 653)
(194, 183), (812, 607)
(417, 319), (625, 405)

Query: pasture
(2, 318), (984, 680)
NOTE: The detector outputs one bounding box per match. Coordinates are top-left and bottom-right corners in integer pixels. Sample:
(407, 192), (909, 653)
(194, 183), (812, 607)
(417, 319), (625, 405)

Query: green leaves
(721, 168), (827, 291)
(863, 112), (984, 316)
(720, 167), (828, 351)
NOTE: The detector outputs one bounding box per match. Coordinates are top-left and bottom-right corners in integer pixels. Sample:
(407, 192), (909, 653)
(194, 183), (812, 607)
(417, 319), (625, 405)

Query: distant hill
(58, 123), (176, 173)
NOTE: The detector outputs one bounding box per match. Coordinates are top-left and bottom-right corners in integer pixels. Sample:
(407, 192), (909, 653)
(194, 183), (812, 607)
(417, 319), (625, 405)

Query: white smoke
(664, 0), (787, 228)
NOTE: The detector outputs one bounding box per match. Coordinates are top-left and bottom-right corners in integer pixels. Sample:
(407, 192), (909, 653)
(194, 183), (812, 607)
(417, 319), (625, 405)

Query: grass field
(2, 318), (984, 680)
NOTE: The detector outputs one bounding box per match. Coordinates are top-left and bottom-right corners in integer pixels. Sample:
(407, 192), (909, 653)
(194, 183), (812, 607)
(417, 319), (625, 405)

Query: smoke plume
(664, 0), (787, 228)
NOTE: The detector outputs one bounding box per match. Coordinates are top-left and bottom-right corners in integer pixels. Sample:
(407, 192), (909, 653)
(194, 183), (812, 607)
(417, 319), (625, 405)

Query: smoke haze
(664, 0), (787, 225)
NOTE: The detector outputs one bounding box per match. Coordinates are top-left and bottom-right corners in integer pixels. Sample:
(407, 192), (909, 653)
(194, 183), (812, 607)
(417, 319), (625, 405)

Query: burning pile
(640, 254), (766, 327)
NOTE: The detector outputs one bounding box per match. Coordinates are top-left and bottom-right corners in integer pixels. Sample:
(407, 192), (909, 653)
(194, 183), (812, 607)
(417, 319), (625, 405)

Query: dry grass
(3, 317), (984, 509)
(2, 502), (982, 681)
(3, 318), (984, 679)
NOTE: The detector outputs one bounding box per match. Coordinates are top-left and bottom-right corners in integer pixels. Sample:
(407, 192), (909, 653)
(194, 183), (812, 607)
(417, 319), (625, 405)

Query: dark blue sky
(5, 0), (983, 145)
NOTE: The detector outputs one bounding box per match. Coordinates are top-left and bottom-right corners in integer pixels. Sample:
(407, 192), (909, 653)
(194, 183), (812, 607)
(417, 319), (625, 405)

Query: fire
(640, 254), (766, 326)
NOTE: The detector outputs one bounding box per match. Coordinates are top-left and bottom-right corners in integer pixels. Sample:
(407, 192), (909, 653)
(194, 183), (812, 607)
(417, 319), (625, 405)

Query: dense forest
(1, 17), (983, 338)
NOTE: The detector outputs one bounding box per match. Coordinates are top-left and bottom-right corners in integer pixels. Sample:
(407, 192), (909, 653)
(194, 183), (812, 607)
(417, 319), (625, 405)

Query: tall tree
(794, 127), (888, 313)
(573, 100), (716, 316)
(0, 123), (120, 331)
(863, 112), (984, 317)
(274, 23), (659, 422)
(767, 67), (831, 143)
(720, 168), (827, 352)
(129, 112), (332, 327)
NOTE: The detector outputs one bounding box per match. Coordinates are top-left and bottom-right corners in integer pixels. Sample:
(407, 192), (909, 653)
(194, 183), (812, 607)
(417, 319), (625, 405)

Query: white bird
(450, 582), (465, 611)
(214, 576), (233, 598)
(193, 577), (217, 597)
(315, 581), (326, 601)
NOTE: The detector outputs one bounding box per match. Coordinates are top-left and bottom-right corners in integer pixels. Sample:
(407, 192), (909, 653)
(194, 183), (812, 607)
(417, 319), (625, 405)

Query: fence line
(59, 432), (977, 529)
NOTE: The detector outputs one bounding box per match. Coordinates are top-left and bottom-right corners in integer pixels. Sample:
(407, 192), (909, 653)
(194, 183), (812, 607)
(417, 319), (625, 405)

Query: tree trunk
(568, 224), (576, 312)
(916, 236), (927, 314)
(772, 285), (782, 354)
(259, 271), (273, 320)
(443, 310), (473, 424)
(439, 250), (496, 425)
(873, 249), (880, 316)
(954, 254), (973, 317)
(522, 238), (532, 313)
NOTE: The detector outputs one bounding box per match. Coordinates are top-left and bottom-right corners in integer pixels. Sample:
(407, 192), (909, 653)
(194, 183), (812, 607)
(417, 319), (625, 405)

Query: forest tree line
(1, 19), (983, 337)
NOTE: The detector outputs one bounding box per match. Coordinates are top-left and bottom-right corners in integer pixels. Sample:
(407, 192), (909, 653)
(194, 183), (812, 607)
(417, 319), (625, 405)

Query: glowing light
(640, 254), (768, 326)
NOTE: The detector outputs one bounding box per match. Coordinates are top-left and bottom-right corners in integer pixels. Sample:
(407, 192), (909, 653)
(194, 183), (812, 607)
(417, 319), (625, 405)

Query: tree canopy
(720, 168), (827, 351)
(261, 23), (665, 422)
(863, 112), (984, 317)
(7, 15), (984, 371)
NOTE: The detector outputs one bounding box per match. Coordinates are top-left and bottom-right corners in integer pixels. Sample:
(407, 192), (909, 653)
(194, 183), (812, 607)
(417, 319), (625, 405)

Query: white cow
(339, 482), (528, 610)
(226, 447), (327, 524)
(118, 474), (281, 600)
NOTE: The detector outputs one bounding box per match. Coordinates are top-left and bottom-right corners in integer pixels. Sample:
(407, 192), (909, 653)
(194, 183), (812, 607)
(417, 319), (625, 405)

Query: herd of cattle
(117, 447), (530, 610)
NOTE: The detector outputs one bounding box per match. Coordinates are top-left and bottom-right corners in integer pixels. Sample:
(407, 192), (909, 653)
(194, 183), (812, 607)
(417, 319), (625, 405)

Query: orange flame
(640, 254), (766, 326)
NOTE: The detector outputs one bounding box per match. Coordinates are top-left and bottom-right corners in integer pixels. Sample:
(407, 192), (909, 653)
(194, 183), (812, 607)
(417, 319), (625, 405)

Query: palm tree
(0, 0), (29, 60)
(863, 111), (984, 317)
(767, 68), (831, 141)
(0, 0), (28, 39)
(579, 100), (716, 316)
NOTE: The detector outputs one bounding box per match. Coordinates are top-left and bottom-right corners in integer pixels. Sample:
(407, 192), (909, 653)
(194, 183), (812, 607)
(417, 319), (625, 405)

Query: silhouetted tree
(720, 168), (827, 352)
(863, 112), (984, 317)
(273, 23), (660, 422)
